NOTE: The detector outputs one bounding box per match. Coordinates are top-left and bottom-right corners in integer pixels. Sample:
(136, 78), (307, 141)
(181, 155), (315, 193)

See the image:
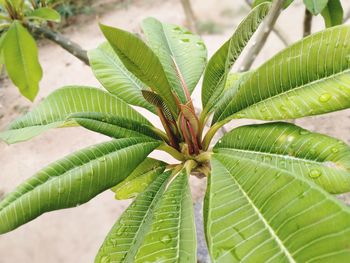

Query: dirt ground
(0, 0), (350, 262)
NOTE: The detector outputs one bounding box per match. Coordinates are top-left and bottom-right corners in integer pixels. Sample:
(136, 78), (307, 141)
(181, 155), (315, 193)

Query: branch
(303, 8), (312, 37)
(180, 0), (198, 33)
(239, 0), (284, 72)
(27, 24), (89, 65)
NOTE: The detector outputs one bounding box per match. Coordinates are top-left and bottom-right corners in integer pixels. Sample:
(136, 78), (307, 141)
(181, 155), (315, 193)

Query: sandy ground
(0, 0), (350, 262)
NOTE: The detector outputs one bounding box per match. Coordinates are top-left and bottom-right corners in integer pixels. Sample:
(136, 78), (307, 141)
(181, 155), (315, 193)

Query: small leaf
(3, 21), (42, 101)
(213, 25), (350, 124)
(180, 104), (199, 135)
(70, 112), (162, 140)
(201, 3), (270, 115)
(142, 17), (207, 103)
(0, 138), (161, 234)
(321, 0), (343, 28)
(303, 0), (328, 15)
(26, 7), (61, 22)
(0, 86), (149, 144)
(99, 23), (178, 117)
(206, 152), (350, 262)
(215, 122), (350, 194)
(111, 158), (166, 200)
(88, 42), (155, 113)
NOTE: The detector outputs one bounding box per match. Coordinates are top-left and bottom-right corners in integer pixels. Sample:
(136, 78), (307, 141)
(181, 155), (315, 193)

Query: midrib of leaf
(15, 23), (30, 93)
(215, 154), (297, 262)
(175, 176), (185, 260)
(122, 173), (169, 262)
(217, 147), (339, 169)
(219, 68), (350, 122)
(0, 141), (155, 212)
(158, 23), (185, 100)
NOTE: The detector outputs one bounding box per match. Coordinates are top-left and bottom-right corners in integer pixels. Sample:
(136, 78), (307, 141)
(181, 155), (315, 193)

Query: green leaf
(205, 152), (350, 262)
(252, 0), (293, 9)
(201, 3), (270, 115)
(304, 0), (328, 15)
(96, 170), (196, 262)
(70, 112), (161, 141)
(141, 17), (207, 103)
(0, 86), (149, 144)
(215, 122), (350, 194)
(321, 0), (343, 28)
(88, 42), (155, 113)
(0, 138), (161, 234)
(3, 21), (42, 101)
(213, 25), (350, 125)
(111, 158), (166, 200)
(26, 7), (61, 22)
(95, 170), (171, 263)
(99, 23), (178, 117)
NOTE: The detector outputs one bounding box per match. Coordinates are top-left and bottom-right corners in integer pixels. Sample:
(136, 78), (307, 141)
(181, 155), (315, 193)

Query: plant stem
(239, 0), (284, 72)
(202, 122), (224, 150)
(157, 108), (178, 149)
(27, 24), (89, 65)
(157, 143), (186, 161)
(180, 0), (198, 33)
(303, 8), (312, 37)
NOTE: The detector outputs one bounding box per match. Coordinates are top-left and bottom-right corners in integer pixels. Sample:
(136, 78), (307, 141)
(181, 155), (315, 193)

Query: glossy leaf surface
(213, 25), (350, 124)
(100, 24), (178, 116)
(201, 3), (270, 114)
(0, 138), (161, 234)
(142, 17), (207, 103)
(215, 122), (350, 194)
(205, 152), (350, 262)
(0, 86), (149, 144)
(88, 42), (155, 113)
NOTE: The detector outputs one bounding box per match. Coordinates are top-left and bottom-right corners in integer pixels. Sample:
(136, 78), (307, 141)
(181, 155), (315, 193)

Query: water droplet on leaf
(309, 169), (322, 178)
(160, 234), (172, 244)
(319, 93), (331, 103)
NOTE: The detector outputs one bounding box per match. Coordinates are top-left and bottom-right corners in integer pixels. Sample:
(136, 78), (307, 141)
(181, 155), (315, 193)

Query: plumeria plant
(1, 2), (350, 262)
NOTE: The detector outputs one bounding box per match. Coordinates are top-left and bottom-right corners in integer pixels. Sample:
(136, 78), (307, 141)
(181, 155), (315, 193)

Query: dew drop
(309, 169), (322, 178)
(299, 130), (310, 135)
(280, 105), (288, 112)
(319, 93), (331, 103)
(111, 238), (118, 247)
(101, 256), (110, 263)
(116, 227), (125, 236)
(331, 147), (339, 153)
(160, 234), (172, 244)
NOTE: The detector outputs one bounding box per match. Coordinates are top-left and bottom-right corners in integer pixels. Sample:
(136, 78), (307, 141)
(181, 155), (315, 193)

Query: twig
(180, 0), (198, 33)
(239, 0), (284, 72)
(243, 0), (289, 46)
(303, 8), (312, 37)
(27, 24), (89, 65)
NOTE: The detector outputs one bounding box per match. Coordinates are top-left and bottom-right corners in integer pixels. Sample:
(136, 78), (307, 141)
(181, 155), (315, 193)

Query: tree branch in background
(180, 0), (198, 34)
(239, 0), (284, 72)
(27, 24), (89, 65)
(303, 8), (312, 37)
(244, 0), (290, 47)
